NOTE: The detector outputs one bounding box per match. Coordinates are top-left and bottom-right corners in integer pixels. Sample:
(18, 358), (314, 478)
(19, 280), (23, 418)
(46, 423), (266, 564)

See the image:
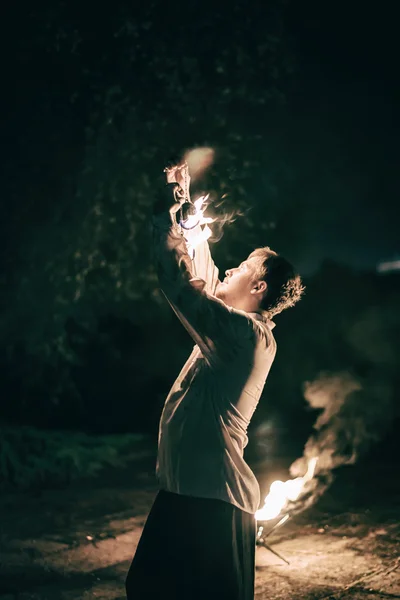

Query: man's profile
(126, 161), (304, 600)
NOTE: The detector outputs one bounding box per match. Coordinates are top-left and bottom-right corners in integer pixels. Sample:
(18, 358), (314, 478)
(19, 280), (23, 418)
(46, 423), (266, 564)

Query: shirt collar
(249, 312), (276, 329)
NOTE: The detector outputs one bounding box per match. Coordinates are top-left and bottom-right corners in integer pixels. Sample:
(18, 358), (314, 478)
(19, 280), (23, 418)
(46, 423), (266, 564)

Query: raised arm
(184, 223), (220, 295)
(153, 181), (254, 366)
(164, 162), (219, 295)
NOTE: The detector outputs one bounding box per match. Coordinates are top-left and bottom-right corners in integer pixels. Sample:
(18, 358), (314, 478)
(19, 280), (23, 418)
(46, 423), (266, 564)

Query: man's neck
(230, 299), (261, 314)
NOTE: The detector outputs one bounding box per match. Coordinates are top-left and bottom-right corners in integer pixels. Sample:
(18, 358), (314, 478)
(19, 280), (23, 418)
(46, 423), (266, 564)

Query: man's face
(215, 256), (262, 309)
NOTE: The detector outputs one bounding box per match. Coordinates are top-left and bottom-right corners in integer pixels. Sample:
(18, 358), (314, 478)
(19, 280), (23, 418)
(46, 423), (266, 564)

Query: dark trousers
(126, 490), (256, 600)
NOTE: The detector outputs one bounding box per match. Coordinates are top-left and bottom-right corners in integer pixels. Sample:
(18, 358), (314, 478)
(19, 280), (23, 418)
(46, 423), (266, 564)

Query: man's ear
(251, 280), (267, 295)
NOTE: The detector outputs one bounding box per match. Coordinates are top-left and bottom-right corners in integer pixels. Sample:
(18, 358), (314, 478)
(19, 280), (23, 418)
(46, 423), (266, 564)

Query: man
(126, 163), (304, 600)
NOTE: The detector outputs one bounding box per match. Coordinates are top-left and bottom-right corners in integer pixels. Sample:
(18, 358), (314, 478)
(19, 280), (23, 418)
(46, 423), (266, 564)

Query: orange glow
(255, 457), (318, 521)
(182, 195), (214, 256)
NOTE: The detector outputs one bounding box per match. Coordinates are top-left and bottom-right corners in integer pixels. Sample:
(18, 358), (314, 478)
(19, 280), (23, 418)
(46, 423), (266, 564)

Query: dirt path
(0, 457), (399, 599)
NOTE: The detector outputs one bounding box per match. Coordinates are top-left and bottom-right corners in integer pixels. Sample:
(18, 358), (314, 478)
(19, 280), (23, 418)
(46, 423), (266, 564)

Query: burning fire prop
(179, 194), (214, 257)
(256, 457), (318, 522)
(164, 150), (216, 257)
(165, 159), (215, 257)
(255, 457), (318, 564)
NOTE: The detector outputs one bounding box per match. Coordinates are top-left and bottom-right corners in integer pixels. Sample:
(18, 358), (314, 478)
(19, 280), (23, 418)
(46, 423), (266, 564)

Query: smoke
(209, 203), (247, 243)
(288, 370), (395, 513)
(184, 147), (215, 181)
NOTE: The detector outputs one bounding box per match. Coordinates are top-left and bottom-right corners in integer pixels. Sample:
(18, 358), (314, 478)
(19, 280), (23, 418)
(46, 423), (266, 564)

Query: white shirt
(153, 214), (277, 514)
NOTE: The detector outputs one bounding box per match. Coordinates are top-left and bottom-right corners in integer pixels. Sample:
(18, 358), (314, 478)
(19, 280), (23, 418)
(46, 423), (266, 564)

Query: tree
(1, 0), (295, 429)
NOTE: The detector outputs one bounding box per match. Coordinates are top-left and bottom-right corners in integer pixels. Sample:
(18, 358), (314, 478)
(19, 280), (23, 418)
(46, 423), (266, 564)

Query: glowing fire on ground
(255, 457), (318, 521)
(181, 194), (215, 256)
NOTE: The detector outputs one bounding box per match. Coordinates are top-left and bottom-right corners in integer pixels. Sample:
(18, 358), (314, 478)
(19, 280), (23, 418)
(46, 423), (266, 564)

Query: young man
(126, 164), (304, 600)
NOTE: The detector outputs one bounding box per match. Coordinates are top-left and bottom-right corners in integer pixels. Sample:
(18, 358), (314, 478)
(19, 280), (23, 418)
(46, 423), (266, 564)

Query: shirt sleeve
(182, 223), (220, 295)
(153, 212), (255, 365)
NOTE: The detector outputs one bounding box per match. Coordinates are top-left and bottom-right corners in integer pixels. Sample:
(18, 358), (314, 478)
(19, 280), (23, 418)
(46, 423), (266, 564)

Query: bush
(0, 425), (149, 490)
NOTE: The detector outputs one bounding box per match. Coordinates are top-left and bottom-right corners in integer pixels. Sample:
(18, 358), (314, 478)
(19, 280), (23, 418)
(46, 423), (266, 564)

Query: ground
(0, 445), (399, 600)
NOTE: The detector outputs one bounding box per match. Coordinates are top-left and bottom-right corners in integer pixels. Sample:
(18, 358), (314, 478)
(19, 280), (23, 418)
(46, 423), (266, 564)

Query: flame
(181, 195), (215, 256)
(255, 457), (318, 521)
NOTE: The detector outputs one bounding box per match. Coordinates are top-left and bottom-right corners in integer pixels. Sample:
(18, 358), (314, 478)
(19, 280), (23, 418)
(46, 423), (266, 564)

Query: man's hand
(154, 161), (191, 221)
(164, 162), (191, 201)
(166, 182), (185, 216)
(153, 181), (185, 221)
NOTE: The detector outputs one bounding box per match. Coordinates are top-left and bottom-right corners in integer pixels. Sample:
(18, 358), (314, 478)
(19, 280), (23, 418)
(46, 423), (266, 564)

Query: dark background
(0, 0), (399, 485)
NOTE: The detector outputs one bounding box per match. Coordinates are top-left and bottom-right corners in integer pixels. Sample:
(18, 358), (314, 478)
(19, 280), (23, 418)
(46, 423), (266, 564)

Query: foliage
(2, 1), (398, 458)
(0, 425), (148, 490)
(1, 0), (307, 437)
(2, 0), (294, 358)
(1, 263), (399, 452)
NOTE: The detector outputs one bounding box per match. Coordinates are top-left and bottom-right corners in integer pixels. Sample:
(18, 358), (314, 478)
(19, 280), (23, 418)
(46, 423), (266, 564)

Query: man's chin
(215, 282), (226, 300)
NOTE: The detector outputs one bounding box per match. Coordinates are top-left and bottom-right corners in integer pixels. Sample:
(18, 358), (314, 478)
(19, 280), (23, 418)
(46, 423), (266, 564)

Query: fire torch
(164, 158), (214, 256)
(164, 161), (197, 227)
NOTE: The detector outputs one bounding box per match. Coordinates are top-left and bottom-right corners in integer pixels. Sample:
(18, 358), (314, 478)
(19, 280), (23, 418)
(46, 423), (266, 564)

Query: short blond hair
(248, 247), (305, 318)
